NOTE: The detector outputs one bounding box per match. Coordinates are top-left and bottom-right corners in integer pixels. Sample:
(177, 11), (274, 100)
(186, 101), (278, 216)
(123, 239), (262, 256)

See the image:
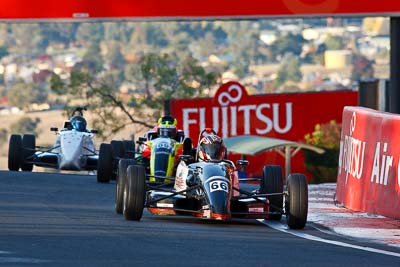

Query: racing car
(8, 107), (99, 172)
(110, 126), (192, 213)
(119, 128), (308, 229)
(97, 115), (193, 185)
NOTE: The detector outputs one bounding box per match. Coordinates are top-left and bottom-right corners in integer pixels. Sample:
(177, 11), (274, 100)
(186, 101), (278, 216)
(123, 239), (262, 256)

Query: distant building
(362, 17), (389, 36)
(37, 54), (53, 70)
(259, 31), (277, 45)
(324, 50), (353, 69)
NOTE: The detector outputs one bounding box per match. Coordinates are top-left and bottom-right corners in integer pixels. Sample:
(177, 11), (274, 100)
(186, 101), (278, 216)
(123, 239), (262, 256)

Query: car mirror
(137, 137), (147, 144)
(179, 154), (192, 162)
(50, 127), (58, 132)
(236, 159), (249, 167)
(91, 129), (98, 134)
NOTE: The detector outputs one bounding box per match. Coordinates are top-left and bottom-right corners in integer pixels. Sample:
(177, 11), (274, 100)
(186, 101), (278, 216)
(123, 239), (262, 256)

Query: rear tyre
(261, 165), (283, 220)
(116, 159), (136, 214)
(21, 134), (36, 171)
(285, 174), (308, 229)
(111, 140), (125, 159)
(97, 143), (113, 183)
(122, 140), (135, 158)
(8, 134), (22, 171)
(183, 138), (192, 155)
(111, 140), (125, 180)
(123, 165), (146, 221)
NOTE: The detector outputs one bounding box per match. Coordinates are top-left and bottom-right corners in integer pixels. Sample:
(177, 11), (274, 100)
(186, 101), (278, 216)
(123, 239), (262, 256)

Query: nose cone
(208, 190), (231, 220)
(205, 178), (231, 221)
(59, 131), (83, 170)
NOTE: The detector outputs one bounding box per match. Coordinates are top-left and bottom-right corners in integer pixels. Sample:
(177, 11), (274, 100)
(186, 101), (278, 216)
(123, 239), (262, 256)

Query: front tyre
(8, 134), (22, 171)
(116, 159), (136, 214)
(123, 165), (146, 221)
(285, 174), (308, 229)
(97, 143), (113, 183)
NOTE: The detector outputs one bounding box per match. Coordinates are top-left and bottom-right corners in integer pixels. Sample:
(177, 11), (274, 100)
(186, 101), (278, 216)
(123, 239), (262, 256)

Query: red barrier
(1, 0), (400, 19)
(336, 106), (400, 219)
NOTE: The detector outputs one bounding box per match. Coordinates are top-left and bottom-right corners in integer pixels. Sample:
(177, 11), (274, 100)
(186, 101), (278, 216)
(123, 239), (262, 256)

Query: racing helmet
(70, 115), (87, 132)
(158, 115), (177, 127)
(198, 134), (226, 162)
(158, 126), (177, 138)
(157, 115), (178, 138)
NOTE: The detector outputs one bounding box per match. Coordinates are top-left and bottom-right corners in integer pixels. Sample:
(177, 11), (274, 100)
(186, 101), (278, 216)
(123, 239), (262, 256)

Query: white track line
(0, 250), (49, 263)
(0, 257), (49, 264)
(259, 220), (400, 258)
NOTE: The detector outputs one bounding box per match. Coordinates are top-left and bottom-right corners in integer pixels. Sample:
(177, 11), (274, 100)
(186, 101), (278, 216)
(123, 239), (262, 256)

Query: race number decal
(209, 180), (228, 193)
(155, 142), (171, 149)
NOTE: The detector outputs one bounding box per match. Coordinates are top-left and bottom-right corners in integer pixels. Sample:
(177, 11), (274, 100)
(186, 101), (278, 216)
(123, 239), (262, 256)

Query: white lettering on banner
(182, 103), (293, 138)
(230, 106), (237, 136)
(212, 107), (219, 132)
(199, 108), (205, 131)
(338, 112), (366, 183)
(181, 83), (293, 137)
(398, 158), (400, 189)
(256, 104), (273, 134)
(222, 107), (228, 137)
(238, 105), (256, 134)
(273, 103), (293, 133)
(371, 142), (393, 186)
(183, 108), (198, 138)
(339, 136), (366, 182)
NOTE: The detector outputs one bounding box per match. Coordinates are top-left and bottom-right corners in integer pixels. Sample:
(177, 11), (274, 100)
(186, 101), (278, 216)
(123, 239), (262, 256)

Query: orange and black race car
(118, 128), (309, 229)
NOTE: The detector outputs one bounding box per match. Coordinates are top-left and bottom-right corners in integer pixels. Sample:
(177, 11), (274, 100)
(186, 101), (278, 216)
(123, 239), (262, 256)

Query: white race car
(8, 108), (99, 172)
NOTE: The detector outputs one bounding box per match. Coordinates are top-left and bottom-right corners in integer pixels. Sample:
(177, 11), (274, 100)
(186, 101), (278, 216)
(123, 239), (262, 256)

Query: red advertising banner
(336, 106), (400, 219)
(0, 0), (400, 20)
(170, 81), (358, 178)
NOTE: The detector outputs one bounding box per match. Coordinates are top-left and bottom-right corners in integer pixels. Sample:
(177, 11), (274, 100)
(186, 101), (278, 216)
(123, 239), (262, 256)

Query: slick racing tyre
(261, 165), (283, 220)
(116, 159), (136, 214)
(123, 165), (146, 221)
(285, 174), (308, 229)
(21, 134), (36, 172)
(97, 143), (113, 183)
(111, 140), (125, 180)
(8, 134), (22, 171)
(111, 140), (125, 159)
(122, 140), (135, 159)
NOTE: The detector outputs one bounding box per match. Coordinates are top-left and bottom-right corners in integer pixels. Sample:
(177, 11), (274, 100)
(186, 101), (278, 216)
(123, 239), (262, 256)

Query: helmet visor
(158, 127), (177, 138)
(201, 143), (224, 160)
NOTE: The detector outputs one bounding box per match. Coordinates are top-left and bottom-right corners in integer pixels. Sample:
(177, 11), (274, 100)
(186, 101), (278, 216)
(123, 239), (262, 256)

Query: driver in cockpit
(63, 107), (89, 132)
(70, 115), (88, 132)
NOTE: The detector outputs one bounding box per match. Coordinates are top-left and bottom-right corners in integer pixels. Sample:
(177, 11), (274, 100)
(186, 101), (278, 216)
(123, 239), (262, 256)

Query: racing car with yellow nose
(96, 115), (191, 185)
(119, 128), (309, 229)
(113, 123), (192, 213)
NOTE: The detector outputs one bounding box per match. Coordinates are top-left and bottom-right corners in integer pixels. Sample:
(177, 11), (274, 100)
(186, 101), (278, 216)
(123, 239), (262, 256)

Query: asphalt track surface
(0, 170), (399, 267)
